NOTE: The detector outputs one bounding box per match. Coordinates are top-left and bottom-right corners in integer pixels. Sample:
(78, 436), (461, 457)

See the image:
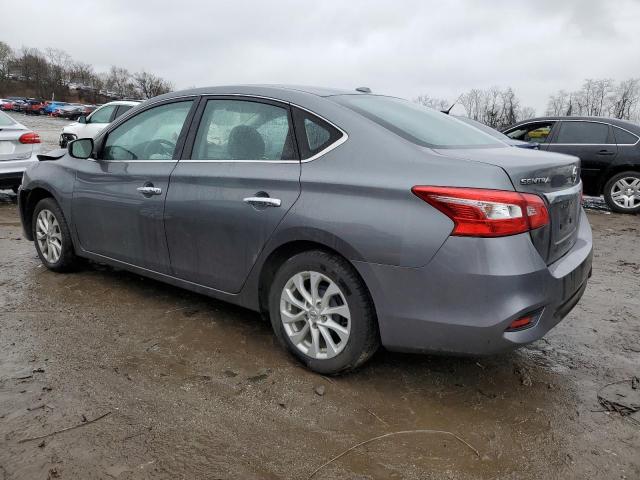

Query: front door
(72, 99), (195, 273)
(165, 97), (301, 293)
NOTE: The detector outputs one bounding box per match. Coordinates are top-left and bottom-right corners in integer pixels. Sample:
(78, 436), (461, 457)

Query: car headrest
(227, 125), (265, 160)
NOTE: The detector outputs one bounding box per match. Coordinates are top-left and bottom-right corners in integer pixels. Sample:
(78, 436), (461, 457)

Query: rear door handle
(597, 150), (615, 156)
(137, 186), (162, 195)
(243, 197), (281, 207)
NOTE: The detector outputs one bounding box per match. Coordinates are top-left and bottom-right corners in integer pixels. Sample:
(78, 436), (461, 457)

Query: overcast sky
(3, 0), (640, 113)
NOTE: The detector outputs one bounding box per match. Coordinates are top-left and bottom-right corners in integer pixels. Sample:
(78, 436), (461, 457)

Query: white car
(0, 110), (40, 192)
(59, 100), (139, 147)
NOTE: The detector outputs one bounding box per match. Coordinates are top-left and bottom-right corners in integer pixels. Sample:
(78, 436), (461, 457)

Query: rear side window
(191, 99), (297, 161)
(332, 95), (502, 148)
(556, 121), (609, 144)
(613, 127), (639, 145)
(505, 122), (555, 143)
(114, 105), (134, 119)
(292, 107), (343, 159)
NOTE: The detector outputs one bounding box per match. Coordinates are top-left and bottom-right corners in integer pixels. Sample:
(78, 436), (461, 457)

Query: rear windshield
(0, 111), (16, 127)
(332, 95), (504, 148)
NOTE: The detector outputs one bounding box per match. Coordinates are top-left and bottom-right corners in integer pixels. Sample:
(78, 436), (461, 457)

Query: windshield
(0, 111), (16, 127)
(332, 95), (505, 148)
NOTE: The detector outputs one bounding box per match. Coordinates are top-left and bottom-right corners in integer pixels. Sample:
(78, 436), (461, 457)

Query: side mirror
(77, 115), (87, 124)
(68, 138), (94, 159)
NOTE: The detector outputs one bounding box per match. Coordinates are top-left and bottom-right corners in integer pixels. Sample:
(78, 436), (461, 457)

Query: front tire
(603, 171), (640, 214)
(32, 198), (79, 272)
(268, 250), (379, 375)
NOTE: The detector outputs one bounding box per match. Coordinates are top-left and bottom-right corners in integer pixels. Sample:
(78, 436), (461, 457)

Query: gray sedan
(17, 85), (592, 374)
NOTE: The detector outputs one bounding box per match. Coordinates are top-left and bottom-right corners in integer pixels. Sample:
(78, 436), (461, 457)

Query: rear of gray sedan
(0, 111), (40, 191)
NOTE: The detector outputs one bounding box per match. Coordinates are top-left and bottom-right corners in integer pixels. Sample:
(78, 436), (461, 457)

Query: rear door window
(555, 121), (610, 144)
(505, 122), (555, 143)
(190, 99), (297, 161)
(292, 107), (344, 159)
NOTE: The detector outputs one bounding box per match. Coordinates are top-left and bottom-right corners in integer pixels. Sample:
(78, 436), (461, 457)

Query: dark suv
(503, 117), (640, 213)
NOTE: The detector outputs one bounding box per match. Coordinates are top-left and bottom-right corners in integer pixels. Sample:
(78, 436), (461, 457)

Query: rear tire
(603, 171), (640, 214)
(32, 198), (79, 272)
(268, 250), (379, 375)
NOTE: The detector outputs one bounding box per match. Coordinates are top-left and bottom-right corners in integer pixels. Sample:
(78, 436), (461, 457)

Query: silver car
(0, 110), (40, 192)
(17, 86), (592, 374)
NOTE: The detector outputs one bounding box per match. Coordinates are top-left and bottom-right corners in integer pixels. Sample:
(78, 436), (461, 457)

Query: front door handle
(243, 196), (281, 207)
(137, 186), (162, 196)
(597, 150), (615, 156)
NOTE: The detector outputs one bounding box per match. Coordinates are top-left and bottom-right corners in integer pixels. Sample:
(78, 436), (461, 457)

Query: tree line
(417, 78), (640, 130)
(0, 41), (173, 101)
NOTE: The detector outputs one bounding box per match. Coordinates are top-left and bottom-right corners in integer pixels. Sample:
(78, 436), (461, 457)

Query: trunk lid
(432, 146), (582, 264)
(0, 126), (33, 161)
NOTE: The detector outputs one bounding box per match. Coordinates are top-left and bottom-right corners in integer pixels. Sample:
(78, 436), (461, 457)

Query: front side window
(88, 105), (117, 124)
(332, 95), (503, 148)
(102, 101), (193, 160)
(555, 121), (609, 144)
(191, 99), (296, 160)
(505, 122), (555, 143)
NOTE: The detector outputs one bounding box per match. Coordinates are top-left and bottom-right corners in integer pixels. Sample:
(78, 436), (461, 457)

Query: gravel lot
(0, 114), (638, 479)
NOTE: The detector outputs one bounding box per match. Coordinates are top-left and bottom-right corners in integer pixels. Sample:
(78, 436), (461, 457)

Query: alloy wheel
(280, 271), (351, 360)
(610, 176), (640, 210)
(36, 209), (62, 263)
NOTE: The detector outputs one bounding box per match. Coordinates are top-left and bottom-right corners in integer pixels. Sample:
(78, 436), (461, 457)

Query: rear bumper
(354, 208), (593, 355)
(0, 157), (38, 189)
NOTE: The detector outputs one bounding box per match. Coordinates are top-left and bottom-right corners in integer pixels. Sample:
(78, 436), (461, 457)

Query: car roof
(144, 84), (373, 108)
(104, 100), (141, 106)
(509, 116), (640, 134)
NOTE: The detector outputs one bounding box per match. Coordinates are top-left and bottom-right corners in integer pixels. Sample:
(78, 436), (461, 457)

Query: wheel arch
(598, 165), (640, 194)
(20, 186), (58, 241)
(256, 239), (377, 324)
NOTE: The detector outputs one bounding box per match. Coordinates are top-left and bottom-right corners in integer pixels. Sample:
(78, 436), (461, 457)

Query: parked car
(43, 101), (69, 115)
(11, 99), (28, 112)
(0, 110), (40, 192)
(503, 116), (640, 213)
(59, 100), (139, 147)
(19, 86), (592, 374)
(0, 99), (13, 111)
(454, 116), (539, 149)
(24, 99), (45, 115)
(52, 104), (86, 120)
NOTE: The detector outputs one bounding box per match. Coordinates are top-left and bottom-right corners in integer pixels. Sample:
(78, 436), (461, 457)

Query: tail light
(412, 186), (549, 237)
(19, 132), (41, 144)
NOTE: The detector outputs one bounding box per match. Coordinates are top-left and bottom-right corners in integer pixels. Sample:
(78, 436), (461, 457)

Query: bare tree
(611, 79), (640, 120)
(133, 71), (173, 99)
(414, 94), (450, 111)
(0, 41), (13, 82)
(105, 66), (134, 97)
(546, 90), (569, 116)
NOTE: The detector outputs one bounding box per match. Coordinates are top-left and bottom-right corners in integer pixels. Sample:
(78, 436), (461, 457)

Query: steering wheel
(143, 138), (176, 159)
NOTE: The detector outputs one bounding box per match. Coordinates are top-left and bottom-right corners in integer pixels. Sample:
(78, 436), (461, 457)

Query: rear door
(72, 99), (196, 272)
(164, 96), (300, 293)
(547, 120), (617, 187)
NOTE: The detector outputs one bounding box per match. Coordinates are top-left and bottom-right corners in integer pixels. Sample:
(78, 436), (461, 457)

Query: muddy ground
(1, 114), (639, 479)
